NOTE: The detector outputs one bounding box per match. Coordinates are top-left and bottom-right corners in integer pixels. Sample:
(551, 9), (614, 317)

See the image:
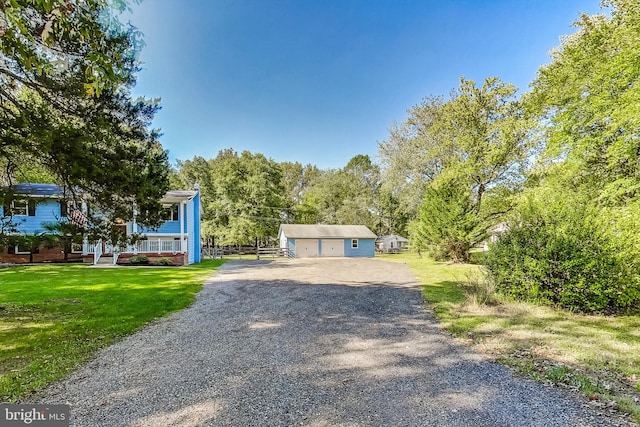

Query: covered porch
(83, 237), (189, 265)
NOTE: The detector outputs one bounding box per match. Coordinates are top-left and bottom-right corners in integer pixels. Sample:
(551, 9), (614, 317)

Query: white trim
(132, 203), (137, 234)
(180, 201), (185, 253)
(351, 239), (359, 249)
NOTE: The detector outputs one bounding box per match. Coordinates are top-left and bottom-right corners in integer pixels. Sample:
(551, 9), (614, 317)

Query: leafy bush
(484, 199), (640, 314)
(128, 255), (149, 265)
(156, 257), (174, 266)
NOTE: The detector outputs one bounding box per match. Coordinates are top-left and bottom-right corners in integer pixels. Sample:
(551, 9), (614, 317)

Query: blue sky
(126, 0), (602, 169)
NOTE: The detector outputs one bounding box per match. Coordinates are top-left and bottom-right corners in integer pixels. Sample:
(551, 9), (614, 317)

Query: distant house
(0, 183), (201, 265)
(278, 224), (376, 258)
(482, 222), (509, 251)
(375, 234), (409, 253)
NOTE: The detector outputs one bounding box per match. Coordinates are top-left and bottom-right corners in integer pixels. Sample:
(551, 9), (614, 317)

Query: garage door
(321, 239), (344, 257)
(295, 239), (318, 258)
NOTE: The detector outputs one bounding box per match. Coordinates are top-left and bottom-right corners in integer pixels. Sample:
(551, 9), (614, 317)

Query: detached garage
(278, 224), (376, 258)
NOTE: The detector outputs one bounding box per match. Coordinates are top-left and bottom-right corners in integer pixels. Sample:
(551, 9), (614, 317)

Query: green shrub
(128, 255), (149, 265)
(156, 257), (174, 266)
(484, 201), (640, 314)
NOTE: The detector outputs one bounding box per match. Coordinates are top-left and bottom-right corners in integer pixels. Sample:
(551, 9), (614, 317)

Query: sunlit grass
(0, 260), (224, 403)
(378, 252), (640, 423)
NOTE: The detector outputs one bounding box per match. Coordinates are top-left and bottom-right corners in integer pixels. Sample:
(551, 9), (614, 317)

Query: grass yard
(0, 260), (224, 403)
(379, 252), (640, 423)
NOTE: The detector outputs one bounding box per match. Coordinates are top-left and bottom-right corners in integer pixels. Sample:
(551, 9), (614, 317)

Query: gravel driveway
(37, 259), (623, 426)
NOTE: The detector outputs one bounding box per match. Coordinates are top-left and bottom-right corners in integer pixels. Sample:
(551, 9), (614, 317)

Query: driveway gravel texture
(34, 258), (629, 426)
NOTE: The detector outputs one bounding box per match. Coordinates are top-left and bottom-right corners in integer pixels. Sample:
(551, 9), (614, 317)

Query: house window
(163, 204), (179, 221)
(351, 239), (359, 249)
(15, 242), (32, 254)
(12, 201), (28, 216)
(11, 200), (35, 216)
(71, 242), (84, 253)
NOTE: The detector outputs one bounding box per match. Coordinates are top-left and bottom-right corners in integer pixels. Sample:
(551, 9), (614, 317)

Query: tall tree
(389, 77), (530, 261)
(431, 77), (530, 214)
(279, 161), (321, 223)
(378, 96), (445, 229)
(297, 155), (380, 231)
(204, 149), (287, 246)
(1, 0), (170, 238)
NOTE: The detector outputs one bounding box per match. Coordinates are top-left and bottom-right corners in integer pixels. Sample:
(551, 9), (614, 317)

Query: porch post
(132, 204), (137, 234)
(180, 201), (186, 253)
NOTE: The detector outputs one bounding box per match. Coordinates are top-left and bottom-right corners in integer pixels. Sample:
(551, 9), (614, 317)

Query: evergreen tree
(1, 0), (170, 238)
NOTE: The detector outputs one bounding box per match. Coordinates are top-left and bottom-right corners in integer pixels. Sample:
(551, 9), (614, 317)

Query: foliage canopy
(0, 0), (170, 240)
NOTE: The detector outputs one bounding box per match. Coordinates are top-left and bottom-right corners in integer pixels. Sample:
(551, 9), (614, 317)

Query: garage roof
(279, 224), (377, 239)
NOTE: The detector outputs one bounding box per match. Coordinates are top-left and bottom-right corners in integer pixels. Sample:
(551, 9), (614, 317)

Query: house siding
(344, 238), (375, 257)
(137, 204), (188, 234)
(1, 199), (62, 234)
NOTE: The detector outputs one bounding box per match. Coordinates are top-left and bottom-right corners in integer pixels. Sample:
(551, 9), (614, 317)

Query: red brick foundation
(0, 245), (84, 264)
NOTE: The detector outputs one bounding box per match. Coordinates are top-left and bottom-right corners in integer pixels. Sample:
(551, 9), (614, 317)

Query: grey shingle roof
(279, 224), (377, 239)
(10, 183), (73, 197)
(9, 183), (196, 202)
(163, 190), (198, 202)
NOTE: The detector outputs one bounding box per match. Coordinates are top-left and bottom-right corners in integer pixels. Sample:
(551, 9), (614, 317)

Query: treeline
(171, 150), (401, 246)
(174, 1), (640, 313)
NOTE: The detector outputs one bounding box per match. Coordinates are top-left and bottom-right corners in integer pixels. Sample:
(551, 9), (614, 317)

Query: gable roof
(8, 183), (197, 203)
(279, 224), (377, 239)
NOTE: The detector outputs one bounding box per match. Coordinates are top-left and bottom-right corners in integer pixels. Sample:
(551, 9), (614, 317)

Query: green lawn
(0, 260), (224, 403)
(378, 252), (640, 423)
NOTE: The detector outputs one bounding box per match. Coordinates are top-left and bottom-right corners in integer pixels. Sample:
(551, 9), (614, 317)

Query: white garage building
(278, 224), (376, 258)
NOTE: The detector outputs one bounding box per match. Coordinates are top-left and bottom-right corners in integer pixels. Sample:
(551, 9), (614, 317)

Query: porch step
(97, 256), (114, 265)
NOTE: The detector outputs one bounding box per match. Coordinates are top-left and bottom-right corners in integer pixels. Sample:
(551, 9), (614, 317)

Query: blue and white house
(120, 188), (202, 265)
(278, 224), (376, 258)
(1, 183), (201, 265)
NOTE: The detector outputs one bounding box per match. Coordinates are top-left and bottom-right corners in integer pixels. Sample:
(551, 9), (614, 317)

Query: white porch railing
(133, 239), (182, 254)
(83, 239), (185, 261)
(84, 241), (95, 254)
